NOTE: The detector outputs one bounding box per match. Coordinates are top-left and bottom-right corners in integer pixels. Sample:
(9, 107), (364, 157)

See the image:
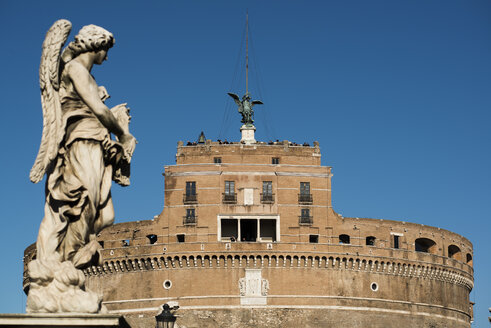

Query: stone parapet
(0, 314), (127, 328)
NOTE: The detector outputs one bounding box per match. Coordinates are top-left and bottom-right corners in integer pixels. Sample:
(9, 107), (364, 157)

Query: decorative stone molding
(261, 279), (269, 296)
(239, 278), (246, 296)
(75, 253), (474, 291)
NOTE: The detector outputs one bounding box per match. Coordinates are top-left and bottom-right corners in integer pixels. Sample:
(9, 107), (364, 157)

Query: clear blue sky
(1, 1), (490, 326)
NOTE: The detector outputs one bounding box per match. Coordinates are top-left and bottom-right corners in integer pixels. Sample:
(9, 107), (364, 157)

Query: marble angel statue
(27, 19), (136, 313)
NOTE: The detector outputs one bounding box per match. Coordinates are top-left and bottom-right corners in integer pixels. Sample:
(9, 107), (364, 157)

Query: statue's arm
(66, 62), (136, 156)
(66, 62), (126, 137)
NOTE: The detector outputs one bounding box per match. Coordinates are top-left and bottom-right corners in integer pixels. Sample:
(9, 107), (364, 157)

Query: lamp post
(155, 304), (177, 328)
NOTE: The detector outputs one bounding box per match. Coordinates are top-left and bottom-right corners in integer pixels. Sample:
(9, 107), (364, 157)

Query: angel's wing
(252, 100), (263, 106)
(227, 92), (242, 107)
(30, 19), (72, 183)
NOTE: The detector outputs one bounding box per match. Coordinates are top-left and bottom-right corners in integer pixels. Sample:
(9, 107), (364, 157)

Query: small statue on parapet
(228, 92), (263, 127)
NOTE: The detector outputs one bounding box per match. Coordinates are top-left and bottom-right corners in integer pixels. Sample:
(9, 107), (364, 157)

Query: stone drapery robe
(36, 75), (121, 268)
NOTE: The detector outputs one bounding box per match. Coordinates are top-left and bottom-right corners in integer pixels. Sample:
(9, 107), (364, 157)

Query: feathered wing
(30, 19), (72, 183)
(252, 100), (263, 106)
(227, 92), (242, 107)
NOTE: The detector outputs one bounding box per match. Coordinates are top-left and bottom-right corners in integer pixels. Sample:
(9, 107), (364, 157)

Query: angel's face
(94, 49), (108, 65)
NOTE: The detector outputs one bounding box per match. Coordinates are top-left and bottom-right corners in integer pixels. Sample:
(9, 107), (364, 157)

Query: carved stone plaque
(244, 188), (254, 205)
(239, 269), (268, 305)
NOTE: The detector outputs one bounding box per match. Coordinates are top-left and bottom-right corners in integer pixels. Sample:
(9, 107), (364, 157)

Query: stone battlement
(176, 140), (321, 166)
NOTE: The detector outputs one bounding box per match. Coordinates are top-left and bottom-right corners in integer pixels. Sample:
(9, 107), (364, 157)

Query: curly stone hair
(64, 24), (115, 60)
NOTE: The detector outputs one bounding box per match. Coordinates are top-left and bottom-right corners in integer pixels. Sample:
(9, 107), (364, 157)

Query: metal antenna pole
(246, 11), (249, 94)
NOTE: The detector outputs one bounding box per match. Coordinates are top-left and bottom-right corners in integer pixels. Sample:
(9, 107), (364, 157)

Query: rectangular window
(261, 181), (274, 203)
(394, 235), (400, 249)
(186, 181), (196, 196)
(339, 234), (350, 244)
(300, 208), (312, 224)
(240, 219), (257, 242)
(184, 208), (196, 225)
(299, 182), (312, 203)
(214, 157), (222, 164)
(223, 181), (236, 203)
(221, 219), (238, 241)
(220, 218), (278, 243)
(260, 219), (276, 242)
(309, 235), (319, 243)
(186, 208), (195, 218)
(225, 181), (235, 195)
(272, 157), (280, 164)
(177, 234), (185, 243)
(184, 181), (197, 203)
(366, 236), (376, 246)
(300, 182), (310, 195)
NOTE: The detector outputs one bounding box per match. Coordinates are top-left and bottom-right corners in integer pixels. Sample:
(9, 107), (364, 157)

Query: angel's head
(242, 92), (251, 102)
(64, 24), (115, 62)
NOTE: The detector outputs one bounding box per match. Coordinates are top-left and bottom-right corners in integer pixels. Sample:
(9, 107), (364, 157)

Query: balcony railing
(183, 216), (197, 225)
(183, 193), (198, 204)
(260, 193), (275, 204)
(222, 193), (237, 204)
(298, 193), (313, 204)
(299, 215), (313, 225)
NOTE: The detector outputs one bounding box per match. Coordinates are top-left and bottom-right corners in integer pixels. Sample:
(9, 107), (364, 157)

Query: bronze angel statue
(27, 19), (136, 313)
(228, 92), (263, 126)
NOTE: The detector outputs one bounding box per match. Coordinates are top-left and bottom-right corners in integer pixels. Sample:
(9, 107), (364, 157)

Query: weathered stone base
(27, 259), (103, 313)
(121, 308), (470, 328)
(0, 313), (127, 327)
(240, 125), (256, 144)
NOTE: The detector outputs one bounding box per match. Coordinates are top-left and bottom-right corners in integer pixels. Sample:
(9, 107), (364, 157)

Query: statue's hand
(119, 133), (137, 160)
(109, 103), (135, 159)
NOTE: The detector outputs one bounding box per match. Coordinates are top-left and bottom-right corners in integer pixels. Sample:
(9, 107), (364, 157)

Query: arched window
(339, 234), (350, 244)
(366, 236), (376, 246)
(448, 245), (461, 260)
(146, 234), (157, 244)
(415, 238), (436, 254)
(466, 253), (473, 266)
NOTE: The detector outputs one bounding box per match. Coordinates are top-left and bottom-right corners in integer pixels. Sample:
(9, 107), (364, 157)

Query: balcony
(299, 215), (313, 225)
(183, 215), (197, 225)
(183, 193), (198, 204)
(298, 193), (313, 204)
(260, 193), (275, 204)
(222, 193), (237, 204)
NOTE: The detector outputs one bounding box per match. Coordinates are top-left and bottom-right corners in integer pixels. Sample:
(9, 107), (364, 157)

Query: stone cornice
(83, 252), (474, 291)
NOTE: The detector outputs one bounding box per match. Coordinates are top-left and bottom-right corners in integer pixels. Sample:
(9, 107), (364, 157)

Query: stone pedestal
(240, 125), (256, 144)
(0, 313), (127, 328)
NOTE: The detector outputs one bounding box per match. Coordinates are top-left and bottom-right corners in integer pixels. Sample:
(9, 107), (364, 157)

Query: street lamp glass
(155, 304), (176, 328)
